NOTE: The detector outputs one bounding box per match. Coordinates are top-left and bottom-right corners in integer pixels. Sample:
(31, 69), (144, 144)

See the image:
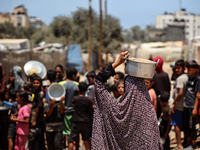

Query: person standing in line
(44, 69), (65, 150)
(171, 60), (188, 150)
(86, 71), (96, 148)
(92, 51), (163, 150)
(152, 56), (171, 120)
(152, 56), (171, 96)
(61, 67), (79, 149)
(55, 64), (64, 83)
(68, 82), (94, 150)
(7, 90), (19, 150)
(29, 76), (45, 150)
(0, 63), (6, 102)
(144, 78), (157, 112)
(183, 60), (200, 149)
(10, 91), (31, 150)
(159, 92), (173, 150)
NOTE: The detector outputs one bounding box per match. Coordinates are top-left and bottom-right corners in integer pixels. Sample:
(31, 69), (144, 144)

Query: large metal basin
(125, 58), (158, 79)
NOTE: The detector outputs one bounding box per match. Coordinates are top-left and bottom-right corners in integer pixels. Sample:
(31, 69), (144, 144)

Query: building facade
(0, 5), (45, 28)
(156, 9), (200, 40)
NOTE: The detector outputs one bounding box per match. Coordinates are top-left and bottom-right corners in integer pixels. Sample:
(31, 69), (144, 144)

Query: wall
(0, 49), (67, 79)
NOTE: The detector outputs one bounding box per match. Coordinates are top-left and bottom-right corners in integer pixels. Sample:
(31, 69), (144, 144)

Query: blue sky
(0, 0), (199, 29)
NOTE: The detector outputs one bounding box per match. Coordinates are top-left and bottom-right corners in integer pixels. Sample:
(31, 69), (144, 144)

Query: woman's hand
(112, 51), (130, 69)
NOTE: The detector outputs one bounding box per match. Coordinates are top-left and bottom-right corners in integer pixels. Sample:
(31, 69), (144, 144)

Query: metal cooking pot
(125, 57), (159, 79)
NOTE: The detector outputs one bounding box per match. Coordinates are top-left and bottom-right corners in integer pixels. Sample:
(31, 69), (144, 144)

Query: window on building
(17, 16), (22, 26)
(174, 19), (179, 22)
(17, 11), (21, 15)
(180, 19), (185, 22)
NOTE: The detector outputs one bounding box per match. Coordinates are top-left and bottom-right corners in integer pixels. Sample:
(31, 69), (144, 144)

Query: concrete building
(0, 5), (45, 28)
(156, 9), (200, 41)
(0, 5), (29, 27)
(12, 5), (29, 27)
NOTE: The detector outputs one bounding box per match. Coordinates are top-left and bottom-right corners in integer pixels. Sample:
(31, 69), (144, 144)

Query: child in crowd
(115, 80), (124, 101)
(144, 79), (157, 112)
(68, 82), (94, 150)
(29, 76), (45, 150)
(183, 60), (200, 149)
(10, 91), (31, 150)
(55, 64), (64, 82)
(86, 71), (96, 147)
(171, 59), (188, 150)
(86, 71), (96, 100)
(159, 91), (174, 150)
(23, 81), (34, 102)
(110, 82), (121, 100)
(7, 90), (19, 150)
(44, 69), (65, 150)
(114, 71), (124, 83)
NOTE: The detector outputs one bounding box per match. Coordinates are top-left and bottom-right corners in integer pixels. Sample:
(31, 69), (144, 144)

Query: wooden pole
(88, 0), (92, 71)
(98, 0), (103, 66)
(105, 0), (107, 23)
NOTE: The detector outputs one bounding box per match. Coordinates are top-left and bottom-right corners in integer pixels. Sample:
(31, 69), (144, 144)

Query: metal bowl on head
(125, 57), (159, 79)
(48, 83), (65, 101)
(24, 60), (47, 79)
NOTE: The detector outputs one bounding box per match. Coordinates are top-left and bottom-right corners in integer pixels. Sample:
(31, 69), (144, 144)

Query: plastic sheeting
(136, 42), (183, 61)
(66, 44), (83, 73)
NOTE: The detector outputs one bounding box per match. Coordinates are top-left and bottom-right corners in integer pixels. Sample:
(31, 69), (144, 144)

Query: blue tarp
(66, 44), (83, 73)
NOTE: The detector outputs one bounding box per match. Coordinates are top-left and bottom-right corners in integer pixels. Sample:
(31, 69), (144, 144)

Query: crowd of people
(0, 51), (200, 150)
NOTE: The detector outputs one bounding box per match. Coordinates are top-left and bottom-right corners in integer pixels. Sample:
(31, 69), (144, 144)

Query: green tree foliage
(0, 7), (123, 53)
(0, 22), (16, 38)
(122, 25), (152, 43)
(49, 8), (123, 53)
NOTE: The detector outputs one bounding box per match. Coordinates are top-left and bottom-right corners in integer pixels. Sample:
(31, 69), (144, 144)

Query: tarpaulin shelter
(136, 42), (183, 61)
(0, 39), (30, 51)
(188, 35), (200, 63)
(66, 44), (83, 73)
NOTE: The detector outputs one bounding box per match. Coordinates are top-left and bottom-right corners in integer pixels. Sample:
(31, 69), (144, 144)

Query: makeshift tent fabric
(0, 39), (30, 50)
(66, 44), (83, 73)
(137, 42), (183, 61)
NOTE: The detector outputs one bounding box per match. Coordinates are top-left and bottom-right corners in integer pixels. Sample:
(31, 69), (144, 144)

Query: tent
(0, 39), (30, 51)
(66, 44), (83, 73)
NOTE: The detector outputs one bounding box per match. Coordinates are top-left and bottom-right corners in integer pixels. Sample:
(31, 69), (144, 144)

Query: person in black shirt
(68, 82), (94, 150)
(29, 76), (45, 150)
(44, 70), (65, 150)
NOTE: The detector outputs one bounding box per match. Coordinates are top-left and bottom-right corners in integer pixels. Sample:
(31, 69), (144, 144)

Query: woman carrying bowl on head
(92, 51), (163, 150)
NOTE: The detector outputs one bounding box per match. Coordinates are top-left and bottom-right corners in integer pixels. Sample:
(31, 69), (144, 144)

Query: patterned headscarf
(13, 66), (25, 91)
(92, 75), (163, 150)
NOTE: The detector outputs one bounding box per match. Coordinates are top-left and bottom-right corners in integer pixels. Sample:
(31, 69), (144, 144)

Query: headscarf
(153, 56), (164, 73)
(0, 63), (6, 94)
(13, 66), (25, 91)
(92, 74), (163, 150)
